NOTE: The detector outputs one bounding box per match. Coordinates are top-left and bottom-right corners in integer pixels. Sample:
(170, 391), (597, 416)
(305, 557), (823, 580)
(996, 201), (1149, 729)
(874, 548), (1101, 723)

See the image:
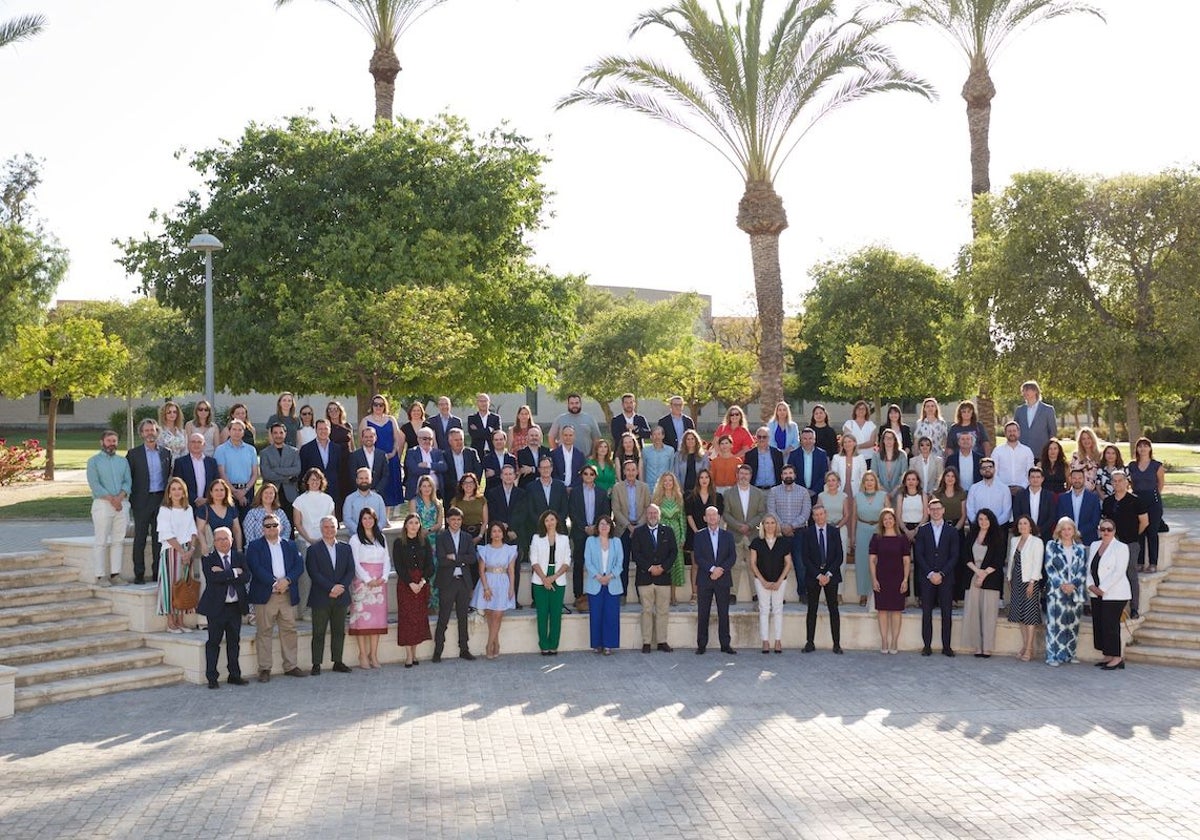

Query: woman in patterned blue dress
(1043, 517), (1087, 666)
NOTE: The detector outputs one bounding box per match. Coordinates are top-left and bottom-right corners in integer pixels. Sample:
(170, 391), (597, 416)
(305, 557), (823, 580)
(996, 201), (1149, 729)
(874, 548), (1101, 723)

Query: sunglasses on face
(263, 523), (279, 529)
(1099, 526), (1114, 533)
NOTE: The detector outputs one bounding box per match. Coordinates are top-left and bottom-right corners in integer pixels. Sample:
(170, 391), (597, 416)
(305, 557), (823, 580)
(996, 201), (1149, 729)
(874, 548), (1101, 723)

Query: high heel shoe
(1101, 660), (1125, 670)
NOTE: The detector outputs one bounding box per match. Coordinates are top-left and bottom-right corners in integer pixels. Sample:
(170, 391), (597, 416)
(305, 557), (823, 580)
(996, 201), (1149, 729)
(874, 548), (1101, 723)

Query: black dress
(684, 492), (724, 560)
(812, 425), (838, 460)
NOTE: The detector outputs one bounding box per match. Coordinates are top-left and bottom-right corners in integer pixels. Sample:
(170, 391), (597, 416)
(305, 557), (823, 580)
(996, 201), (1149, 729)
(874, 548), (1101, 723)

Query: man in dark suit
(127, 419), (173, 584)
(523, 456), (570, 538)
(611, 392), (652, 447)
(404, 427), (448, 499)
(299, 420), (344, 508)
(693, 505), (737, 655)
(433, 507), (478, 662)
(348, 424), (390, 499)
(424, 395), (463, 452)
(631, 504), (677, 652)
(198, 526), (251, 689)
(550, 424), (587, 490)
(743, 426), (785, 490)
(466, 393), (502, 459)
(442, 428), (483, 510)
(175, 432), (220, 513)
(1012, 466), (1056, 539)
(568, 464), (611, 612)
(802, 504), (843, 653)
(260, 422), (302, 519)
(945, 432), (983, 489)
(244, 513), (307, 681)
(913, 498), (960, 657)
(1014, 380), (1058, 462)
(305, 515), (354, 675)
(1056, 467), (1102, 545)
(787, 428), (829, 503)
(485, 464), (526, 606)
(656, 395), (696, 452)
(515, 426), (551, 489)
(482, 430), (517, 486)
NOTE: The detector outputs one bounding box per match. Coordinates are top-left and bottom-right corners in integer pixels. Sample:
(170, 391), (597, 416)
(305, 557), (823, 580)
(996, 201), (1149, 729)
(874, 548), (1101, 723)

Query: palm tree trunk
(1124, 391), (1142, 455)
(962, 59), (996, 199)
(736, 181), (788, 423)
(370, 46), (401, 123)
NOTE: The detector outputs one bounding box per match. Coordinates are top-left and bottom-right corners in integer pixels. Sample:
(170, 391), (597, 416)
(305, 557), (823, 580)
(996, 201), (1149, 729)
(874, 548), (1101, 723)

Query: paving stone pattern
(2, 646), (1199, 839)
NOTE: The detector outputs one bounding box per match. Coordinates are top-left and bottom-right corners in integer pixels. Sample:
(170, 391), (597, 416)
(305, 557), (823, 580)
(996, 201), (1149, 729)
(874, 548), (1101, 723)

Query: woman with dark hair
(195, 477), (243, 555)
(222, 402), (256, 446)
(1088, 517), (1131, 670)
(584, 515), (623, 655)
(242, 482), (292, 543)
(947, 400), (989, 458)
(616, 431), (643, 481)
(1095, 444), (1125, 501)
(1128, 437), (1165, 571)
(508, 404), (538, 452)
(325, 400), (355, 508)
(932, 467), (968, 532)
(876, 403), (913, 456)
(708, 435), (742, 493)
(963, 508), (1006, 657)
(349, 507), (392, 669)
(296, 404), (317, 448)
(452, 474), (488, 551)
(529, 510), (571, 655)
(808, 404), (838, 459)
(400, 402), (427, 454)
(1006, 514), (1045, 662)
(685, 468), (723, 603)
(843, 400), (877, 468)
(1038, 437), (1069, 494)
(360, 394), (405, 509)
(869, 508), (910, 654)
(392, 513), (433, 667)
(471, 521), (516, 659)
(874, 429), (908, 496)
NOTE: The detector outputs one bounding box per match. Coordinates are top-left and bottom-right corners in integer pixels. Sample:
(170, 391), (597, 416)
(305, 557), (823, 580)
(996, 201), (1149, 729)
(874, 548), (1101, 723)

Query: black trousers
(205, 601), (243, 682)
(435, 576), (471, 653)
(805, 579), (840, 646)
(311, 602), (348, 666)
(571, 538), (586, 600)
(696, 583), (731, 650)
(619, 532), (633, 594)
(1091, 598), (1127, 657)
(920, 576), (955, 651)
(131, 494), (163, 580)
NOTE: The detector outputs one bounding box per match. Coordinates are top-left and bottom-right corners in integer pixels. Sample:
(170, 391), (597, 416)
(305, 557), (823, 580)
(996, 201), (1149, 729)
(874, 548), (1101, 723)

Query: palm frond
(0, 13), (46, 49)
(275, 0), (449, 50)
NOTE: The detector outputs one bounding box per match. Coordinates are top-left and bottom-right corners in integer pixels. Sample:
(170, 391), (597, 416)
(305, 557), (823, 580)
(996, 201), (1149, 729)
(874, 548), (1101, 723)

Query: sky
(1, 0), (1197, 317)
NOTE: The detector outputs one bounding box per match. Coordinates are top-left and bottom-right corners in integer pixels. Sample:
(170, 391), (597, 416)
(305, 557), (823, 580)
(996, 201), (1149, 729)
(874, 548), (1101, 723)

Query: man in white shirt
(992, 421), (1035, 493)
(245, 514), (307, 681)
(966, 458), (1012, 525)
(723, 464), (766, 603)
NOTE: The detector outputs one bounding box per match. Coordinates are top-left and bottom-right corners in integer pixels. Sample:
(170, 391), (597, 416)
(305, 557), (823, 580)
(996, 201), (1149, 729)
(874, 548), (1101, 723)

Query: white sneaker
(167, 627), (183, 634)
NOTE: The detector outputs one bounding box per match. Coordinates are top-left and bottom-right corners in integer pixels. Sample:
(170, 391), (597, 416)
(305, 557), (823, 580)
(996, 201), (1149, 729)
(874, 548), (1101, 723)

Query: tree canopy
(0, 155), (67, 351)
(117, 115), (581, 410)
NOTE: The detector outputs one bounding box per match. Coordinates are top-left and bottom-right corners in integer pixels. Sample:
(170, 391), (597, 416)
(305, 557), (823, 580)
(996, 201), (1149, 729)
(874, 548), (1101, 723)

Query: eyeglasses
(1099, 526), (1115, 533)
(300, 411), (312, 416)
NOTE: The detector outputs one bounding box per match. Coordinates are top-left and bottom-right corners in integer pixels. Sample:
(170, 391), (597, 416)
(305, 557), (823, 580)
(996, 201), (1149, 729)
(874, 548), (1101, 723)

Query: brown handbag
(172, 560), (200, 612)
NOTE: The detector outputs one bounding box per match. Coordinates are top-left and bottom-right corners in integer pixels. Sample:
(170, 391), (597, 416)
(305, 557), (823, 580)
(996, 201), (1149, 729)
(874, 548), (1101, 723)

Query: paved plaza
(2, 643), (1199, 839)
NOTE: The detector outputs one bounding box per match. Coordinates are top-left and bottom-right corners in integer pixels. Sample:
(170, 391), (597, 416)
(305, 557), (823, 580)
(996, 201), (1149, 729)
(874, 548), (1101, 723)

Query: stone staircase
(0, 551), (182, 711)
(1128, 538), (1200, 667)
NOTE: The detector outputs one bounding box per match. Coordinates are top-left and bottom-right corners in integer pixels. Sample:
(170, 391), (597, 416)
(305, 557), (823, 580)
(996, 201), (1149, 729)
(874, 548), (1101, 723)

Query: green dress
(659, 497), (686, 586)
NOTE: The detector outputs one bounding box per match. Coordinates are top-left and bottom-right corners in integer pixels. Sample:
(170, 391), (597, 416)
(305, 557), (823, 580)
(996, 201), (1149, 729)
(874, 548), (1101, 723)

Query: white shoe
(167, 627), (183, 634)
(889, 649), (898, 655)
(94, 577), (111, 587)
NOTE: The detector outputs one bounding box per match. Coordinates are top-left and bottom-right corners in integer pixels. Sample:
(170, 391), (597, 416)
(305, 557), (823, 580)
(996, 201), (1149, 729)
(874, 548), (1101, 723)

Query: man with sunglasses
(245, 514), (307, 682)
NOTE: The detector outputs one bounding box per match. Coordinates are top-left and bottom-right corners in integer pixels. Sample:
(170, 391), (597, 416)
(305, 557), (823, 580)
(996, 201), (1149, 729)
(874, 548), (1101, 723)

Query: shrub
(0, 438), (45, 485)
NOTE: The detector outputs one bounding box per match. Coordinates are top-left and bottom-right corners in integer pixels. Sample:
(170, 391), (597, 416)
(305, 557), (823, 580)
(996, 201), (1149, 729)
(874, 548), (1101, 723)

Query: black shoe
(761, 648), (770, 654)
(832, 646), (843, 655)
(258, 670), (271, 683)
(921, 646), (932, 657)
(1102, 660), (1126, 670)
(720, 646), (738, 655)
(310, 665), (321, 676)
(729, 596), (738, 605)
(404, 663), (413, 669)
(227, 676), (249, 686)
(283, 668), (306, 678)
(642, 644), (652, 653)
(460, 651), (476, 661)
(540, 650), (551, 656)
(803, 642), (816, 653)
(207, 680), (219, 689)
(134, 577), (145, 585)
(695, 648), (706, 655)
(432, 650), (443, 663)
(331, 661), (352, 673)
(943, 649), (955, 657)
(1093, 660), (1107, 667)
(658, 643), (673, 653)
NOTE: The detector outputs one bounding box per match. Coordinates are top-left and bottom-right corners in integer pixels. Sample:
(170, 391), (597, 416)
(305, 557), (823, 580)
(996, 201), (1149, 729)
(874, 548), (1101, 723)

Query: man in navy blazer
(486, 464), (527, 605)
(466, 393), (502, 458)
(515, 426), (551, 489)
(175, 433), (220, 512)
(1056, 467), (1102, 544)
(305, 515), (354, 675)
(945, 433), (983, 489)
(299, 420), (344, 507)
(245, 514), (307, 681)
(802, 505), (843, 653)
(481, 430), (517, 485)
(787, 428), (829, 503)
(424, 396), (463, 452)
(1014, 380), (1058, 461)
(442, 428), (483, 508)
(348, 425), (390, 498)
(692, 505), (737, 655)
(404, 427), (448, 499)
(198, 526), (251, 689)
(550, 425), (587, 490)
(127, 419), (173, 584)
(611, 393), (653, 446)
(656, 396), (696, 451)
(1012, 466), (1056, 539)
(743, 427), (785, 490)
(913, 498), (961, 656)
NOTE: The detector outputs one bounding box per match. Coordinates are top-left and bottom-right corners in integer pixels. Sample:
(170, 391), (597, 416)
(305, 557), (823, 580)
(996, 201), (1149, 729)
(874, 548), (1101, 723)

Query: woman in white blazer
(529, 510), (572, 656)
(1006, 515), (1045, 661)
(1087, 518), (1131, 670)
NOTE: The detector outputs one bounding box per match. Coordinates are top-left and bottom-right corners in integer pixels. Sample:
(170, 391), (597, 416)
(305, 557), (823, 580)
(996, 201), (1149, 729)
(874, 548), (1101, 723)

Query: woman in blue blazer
(584, 515), (624, 655)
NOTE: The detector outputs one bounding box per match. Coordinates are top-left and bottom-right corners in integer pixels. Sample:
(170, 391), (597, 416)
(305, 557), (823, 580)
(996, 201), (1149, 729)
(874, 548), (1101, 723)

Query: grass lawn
(0, 492), (92, 519)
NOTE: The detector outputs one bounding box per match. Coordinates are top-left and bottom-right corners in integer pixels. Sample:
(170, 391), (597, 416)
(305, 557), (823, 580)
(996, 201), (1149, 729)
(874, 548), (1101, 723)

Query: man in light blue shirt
(215, 419), (259, 518)
(87, 430), (131, 585)
(343, 467), (390, 531)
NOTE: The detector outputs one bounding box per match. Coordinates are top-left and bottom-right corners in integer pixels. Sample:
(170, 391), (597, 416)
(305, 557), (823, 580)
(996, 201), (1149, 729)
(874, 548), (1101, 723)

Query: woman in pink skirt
(348, 508), (393, 669)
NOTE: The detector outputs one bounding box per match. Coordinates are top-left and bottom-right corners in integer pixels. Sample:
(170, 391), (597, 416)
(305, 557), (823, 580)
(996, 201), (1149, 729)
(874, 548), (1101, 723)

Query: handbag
(172, 560), (201, 612)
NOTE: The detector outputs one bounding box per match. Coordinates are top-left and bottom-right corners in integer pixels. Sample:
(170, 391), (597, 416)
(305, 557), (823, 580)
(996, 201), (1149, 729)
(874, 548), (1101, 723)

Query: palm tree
(886, 0), (1103, 198)
(559, 0), (933, 420)
(275, 0), (448, 122)
(0, 11), (46, 49)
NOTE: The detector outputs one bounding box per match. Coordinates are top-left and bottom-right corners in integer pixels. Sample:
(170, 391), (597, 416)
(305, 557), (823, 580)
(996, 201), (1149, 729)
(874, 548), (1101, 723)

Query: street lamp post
(187, 230), (223, 410)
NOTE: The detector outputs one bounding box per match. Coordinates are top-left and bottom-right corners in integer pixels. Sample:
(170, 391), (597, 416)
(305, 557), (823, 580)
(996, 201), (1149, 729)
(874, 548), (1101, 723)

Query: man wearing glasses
(245, 514), (307, 682)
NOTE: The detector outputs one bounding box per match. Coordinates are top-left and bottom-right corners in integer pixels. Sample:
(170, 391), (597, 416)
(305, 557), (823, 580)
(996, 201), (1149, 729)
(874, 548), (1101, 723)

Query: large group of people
(85, 382), (1164, 681)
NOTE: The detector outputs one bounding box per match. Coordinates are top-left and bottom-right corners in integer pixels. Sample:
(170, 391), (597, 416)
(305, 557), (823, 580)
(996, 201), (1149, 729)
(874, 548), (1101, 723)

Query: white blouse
(293, 491), (335, 541)
(157, 506), (198, 545)
(349, 535), (394, 583)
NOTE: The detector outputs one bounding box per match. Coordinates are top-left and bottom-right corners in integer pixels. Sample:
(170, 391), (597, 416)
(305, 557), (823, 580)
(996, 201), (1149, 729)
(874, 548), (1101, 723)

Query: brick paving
(2, 644), (1199, 838)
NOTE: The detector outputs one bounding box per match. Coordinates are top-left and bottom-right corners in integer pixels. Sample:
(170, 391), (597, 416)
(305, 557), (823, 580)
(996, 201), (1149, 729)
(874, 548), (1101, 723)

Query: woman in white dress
(157, 477), (198, 633)
(842, 400), (877, 468)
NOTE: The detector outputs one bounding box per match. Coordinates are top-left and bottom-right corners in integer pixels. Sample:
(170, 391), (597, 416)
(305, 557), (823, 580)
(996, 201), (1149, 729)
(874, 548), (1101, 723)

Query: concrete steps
(1129, 542), (1200, 668)
(0, 552), (183, 713)
(1126, 644), (1200, 668)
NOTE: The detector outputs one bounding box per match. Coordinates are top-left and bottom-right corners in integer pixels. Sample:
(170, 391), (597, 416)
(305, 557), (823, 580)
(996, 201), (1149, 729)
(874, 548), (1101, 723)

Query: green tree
(0, 155), (67, 350)
(971, 168), (1200, 446)
(117, 115), (579, 405)
(556, 292), (705, 423)
(796, 246), (962, 412)
(275, 0), (448, 122)
(0, 316), (127, 479)
(642, 336), (756, 422)
(888, 0), (1103, 198)
(0, 9), (44, 49)
(559, 0), (933, 422)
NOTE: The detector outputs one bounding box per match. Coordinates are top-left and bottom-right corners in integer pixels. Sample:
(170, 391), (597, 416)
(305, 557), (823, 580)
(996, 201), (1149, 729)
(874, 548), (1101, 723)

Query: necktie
(651, 527), (658, 547)
(818, 529), (826, 562)
(222, 554), (235, 600)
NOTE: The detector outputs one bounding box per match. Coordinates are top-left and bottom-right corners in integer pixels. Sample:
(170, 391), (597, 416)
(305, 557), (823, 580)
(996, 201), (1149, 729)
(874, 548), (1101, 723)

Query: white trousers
(753, 578), (787, 642)
(91, 498), (130, 578)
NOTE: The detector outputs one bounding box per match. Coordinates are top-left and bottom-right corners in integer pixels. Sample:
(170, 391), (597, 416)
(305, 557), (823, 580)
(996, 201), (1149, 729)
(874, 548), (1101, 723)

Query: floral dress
(658, 497), (687, 586)
(416, 497), (441, 611)
(914, 418), (948, 456)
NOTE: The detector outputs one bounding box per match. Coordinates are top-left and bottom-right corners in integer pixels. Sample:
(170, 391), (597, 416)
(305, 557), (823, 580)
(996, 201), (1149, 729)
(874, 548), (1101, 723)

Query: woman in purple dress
(869, 508), (910, 654)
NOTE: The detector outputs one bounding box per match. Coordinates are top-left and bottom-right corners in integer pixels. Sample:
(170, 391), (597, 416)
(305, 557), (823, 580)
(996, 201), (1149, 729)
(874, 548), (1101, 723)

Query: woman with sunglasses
(185, 400), (220, 457)
(711, 405), (755, 457)
(1088, 518), (1131, 670)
